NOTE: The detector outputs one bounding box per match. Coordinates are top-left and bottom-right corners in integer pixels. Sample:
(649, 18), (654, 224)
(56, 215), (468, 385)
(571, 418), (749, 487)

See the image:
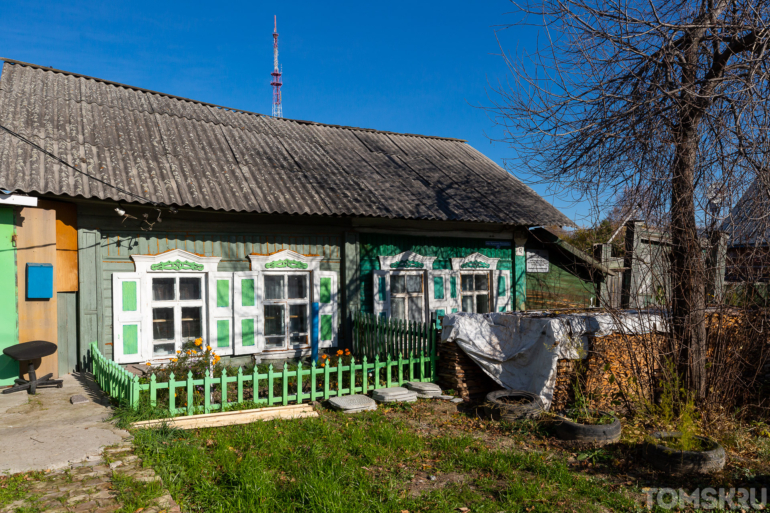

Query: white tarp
(441, 311), (665, 409)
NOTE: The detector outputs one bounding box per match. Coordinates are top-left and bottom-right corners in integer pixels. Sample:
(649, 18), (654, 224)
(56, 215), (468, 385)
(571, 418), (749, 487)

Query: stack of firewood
(438, 342), (500, 400)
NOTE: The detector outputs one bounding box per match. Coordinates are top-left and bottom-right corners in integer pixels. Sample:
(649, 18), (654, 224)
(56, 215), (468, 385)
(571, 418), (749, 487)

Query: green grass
(130, 410), (641, 513)
(0, 472), (43, 509)
(111, 471), (166, 513)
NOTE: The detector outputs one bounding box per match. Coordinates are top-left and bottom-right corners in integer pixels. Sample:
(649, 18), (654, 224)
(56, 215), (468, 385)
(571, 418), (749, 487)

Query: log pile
(551, 332), (665, 412)
(438, 342), (500, 400)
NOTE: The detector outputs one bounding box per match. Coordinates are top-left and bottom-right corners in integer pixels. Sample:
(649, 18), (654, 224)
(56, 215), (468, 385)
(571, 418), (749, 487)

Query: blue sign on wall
(27, 263), (53, 299)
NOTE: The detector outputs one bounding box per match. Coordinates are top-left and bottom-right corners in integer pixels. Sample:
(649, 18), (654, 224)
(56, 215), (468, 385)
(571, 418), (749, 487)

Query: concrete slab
(0, 372), (130, 474)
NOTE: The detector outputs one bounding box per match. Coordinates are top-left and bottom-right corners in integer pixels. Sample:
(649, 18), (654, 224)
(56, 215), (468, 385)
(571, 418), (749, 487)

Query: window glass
(264, 276), (285, 300)
(461, 275), (474, 292)
(475, 274), (489, 291)
(264, 304), (285, 337)
(392, 297), (406, 319)
(391, 275), (405, 294)
(181, 307), (202, 339)
(152, 278), (175, 301)
(408, 296), (422, 321)
(288, 275), (307, 299)
(406, 275), (422, 293)
(153, 343), (176, 356)
(179, 278), (201, 300)
(462, 296), (474, 313)
(476, 294), (490, 314)
(289, 304), (308, 344)
(152, 308), (174, 340)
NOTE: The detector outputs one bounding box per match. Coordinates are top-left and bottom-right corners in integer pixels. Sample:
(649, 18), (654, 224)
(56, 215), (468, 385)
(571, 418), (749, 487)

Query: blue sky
(0, 0), (590, 225)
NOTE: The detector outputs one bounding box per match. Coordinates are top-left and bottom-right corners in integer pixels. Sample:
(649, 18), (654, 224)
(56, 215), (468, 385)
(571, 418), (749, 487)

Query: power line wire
(0, 122), (163, 207)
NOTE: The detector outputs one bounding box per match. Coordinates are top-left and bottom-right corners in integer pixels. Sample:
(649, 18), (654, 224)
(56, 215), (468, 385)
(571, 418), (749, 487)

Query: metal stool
(2, 341), (63, 394)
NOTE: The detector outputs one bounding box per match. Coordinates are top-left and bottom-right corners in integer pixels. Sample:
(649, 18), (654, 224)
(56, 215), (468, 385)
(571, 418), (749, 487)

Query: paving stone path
(1, 441), (181, 513)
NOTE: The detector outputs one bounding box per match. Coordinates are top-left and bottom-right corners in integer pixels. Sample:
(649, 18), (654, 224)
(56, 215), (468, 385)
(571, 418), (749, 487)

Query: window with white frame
(150, 274), (205, 356)
(389, 272), (424, 322)
(111, 249), (339, 364)
(460, 272), (491, 314)
(263, 272), (310, 349)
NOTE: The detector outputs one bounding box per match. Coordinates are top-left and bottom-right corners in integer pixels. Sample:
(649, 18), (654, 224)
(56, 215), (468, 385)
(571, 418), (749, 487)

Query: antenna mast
(271, 15), (283, 118)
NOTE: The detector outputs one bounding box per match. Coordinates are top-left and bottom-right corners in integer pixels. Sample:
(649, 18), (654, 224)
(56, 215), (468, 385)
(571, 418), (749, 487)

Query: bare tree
(490, 0), (770, 399)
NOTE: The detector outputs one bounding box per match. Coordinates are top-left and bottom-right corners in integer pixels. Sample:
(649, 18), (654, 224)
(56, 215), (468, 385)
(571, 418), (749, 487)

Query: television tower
(271, 15), (283, 118)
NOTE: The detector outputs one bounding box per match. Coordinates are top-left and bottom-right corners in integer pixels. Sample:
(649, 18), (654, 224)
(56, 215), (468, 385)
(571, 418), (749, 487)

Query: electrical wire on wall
(0, 122), (177, 230)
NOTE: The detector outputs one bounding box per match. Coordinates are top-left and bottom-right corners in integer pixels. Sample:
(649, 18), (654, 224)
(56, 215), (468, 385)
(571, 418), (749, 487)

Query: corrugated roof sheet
(0, 59), (571, 226)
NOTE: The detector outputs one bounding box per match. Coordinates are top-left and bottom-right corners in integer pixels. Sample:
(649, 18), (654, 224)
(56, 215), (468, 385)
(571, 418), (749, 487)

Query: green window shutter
(122, 281), (137, 312)
(123, 324), (138, 355)
(320, 277), (332, 304)
(498, 275), (506, 297)
(450, 276), (457, 298)
(320, 315), (333, 341)
(242, 279), (255, 307)
(241, 318), (255, 346)
(451, 308), (458, 314)
(378, 276), (386, 301)
(436, 309), (445, 317)
(217, 319), (230, 348)
(499, 307), (506, 312)
(378, 312), (387, 321)
(217, 280), (230, 307)
(433, 276), (444, 299)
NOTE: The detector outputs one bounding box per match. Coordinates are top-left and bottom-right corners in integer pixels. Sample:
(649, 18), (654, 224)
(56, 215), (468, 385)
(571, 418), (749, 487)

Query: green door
(0, 206), (18, 385)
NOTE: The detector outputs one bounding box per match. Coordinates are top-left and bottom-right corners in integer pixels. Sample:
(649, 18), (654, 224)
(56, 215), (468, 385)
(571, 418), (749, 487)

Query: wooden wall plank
(17, 205), (58, 379)
(57, 292), (78, 375)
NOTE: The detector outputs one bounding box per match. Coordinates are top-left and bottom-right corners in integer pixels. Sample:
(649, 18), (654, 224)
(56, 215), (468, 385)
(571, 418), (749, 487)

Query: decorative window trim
(450, 252), (500, 271)
(248, 250), (323, 273)
(131, 249), (222, 273)
(379, 251), (437, 271)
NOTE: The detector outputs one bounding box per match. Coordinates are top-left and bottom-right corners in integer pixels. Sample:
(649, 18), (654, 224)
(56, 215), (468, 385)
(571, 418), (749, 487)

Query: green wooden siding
(57, 292), (78, 375)
(525, 236), (598, 310)
(0, 207), (18, 386)
(450, 275), (457, 298)
(86, 211), (342, 355)
(359, 233), (512, 313)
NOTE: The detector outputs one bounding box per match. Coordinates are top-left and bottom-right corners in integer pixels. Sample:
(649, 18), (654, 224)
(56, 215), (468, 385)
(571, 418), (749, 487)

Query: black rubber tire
(485, 390), (544, 421)
(644, 432), (726, 474)
(552, 410), (622, 443)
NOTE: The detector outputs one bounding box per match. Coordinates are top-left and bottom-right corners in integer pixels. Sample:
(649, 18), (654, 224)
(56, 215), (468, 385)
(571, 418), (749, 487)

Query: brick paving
(1, 441), (181, 513)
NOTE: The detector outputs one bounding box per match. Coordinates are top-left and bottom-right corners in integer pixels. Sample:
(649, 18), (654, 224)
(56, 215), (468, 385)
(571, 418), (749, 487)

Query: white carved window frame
(248, 250), (338, 351)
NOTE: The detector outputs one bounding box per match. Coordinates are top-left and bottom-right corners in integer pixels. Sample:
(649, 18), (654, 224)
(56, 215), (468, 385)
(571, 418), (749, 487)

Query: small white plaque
(526, 250), (550, 273)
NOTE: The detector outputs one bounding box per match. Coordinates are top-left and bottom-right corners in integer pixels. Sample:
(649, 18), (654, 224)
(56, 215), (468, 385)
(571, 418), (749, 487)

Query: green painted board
(123, 324), (139, 355)
(217, 280), (230, 308)
(241, 318), (255, 346)
(0, 207), (17, 386)
(320, 315), (332, 341)
(498, 275), (506, 297)
(433, 276), (444, 299)
(217, 319), (230, 348)
(320, 277), (331, 304)
(242, 279), (255, 307)
(377, 276), (386, 301)
(122, 281), (137, 311)
(450, 276), (457, 298)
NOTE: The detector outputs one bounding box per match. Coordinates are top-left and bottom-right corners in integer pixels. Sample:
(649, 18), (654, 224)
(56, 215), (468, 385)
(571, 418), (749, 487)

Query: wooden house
(0, 59), (578, 382)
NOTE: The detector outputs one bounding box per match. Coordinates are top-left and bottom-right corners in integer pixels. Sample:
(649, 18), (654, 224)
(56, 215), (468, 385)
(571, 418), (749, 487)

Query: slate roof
(721, 179), (770, 247)
(0, 59), (571, 226)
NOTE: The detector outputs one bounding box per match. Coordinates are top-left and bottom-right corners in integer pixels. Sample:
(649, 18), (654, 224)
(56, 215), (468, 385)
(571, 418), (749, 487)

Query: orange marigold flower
(320, 362), (325, 367)
(176, 350), (181, 354)
(337, 350), (343, 356)
(171, 358), (178, 362)
(206, 345), (212, 351)
(145, 362), (151, 366)
(194, 339), (202, 347)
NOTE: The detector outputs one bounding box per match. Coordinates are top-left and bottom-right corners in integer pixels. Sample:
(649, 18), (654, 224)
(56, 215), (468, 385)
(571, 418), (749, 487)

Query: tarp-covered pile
(441, 311), (665, 409)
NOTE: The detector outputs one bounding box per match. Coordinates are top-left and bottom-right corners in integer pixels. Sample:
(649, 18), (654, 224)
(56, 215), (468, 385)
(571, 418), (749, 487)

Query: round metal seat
(2, 340), (63, 395)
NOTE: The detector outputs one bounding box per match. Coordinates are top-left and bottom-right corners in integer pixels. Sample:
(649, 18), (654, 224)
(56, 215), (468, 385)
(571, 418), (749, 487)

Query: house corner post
(343, 231), (360, 350)
(513, 230), (528, 311)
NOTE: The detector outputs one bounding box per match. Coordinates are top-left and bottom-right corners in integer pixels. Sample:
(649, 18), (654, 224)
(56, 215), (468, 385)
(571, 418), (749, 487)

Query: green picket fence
(353, 312), (438, 362)
(91, 338), (438, 417)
